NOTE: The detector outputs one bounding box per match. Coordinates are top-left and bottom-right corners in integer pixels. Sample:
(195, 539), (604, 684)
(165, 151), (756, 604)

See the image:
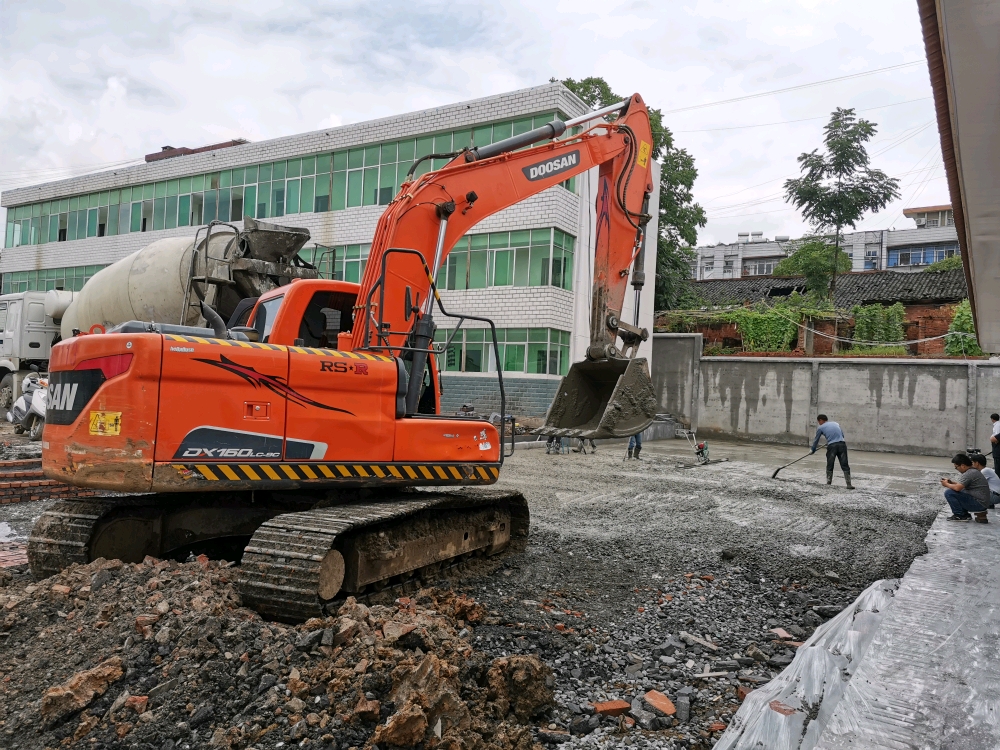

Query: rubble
(0, 556), (553, 749)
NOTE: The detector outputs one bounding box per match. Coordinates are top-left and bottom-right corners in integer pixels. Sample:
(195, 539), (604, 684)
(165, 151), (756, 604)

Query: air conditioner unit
(914, 218), (926, 227)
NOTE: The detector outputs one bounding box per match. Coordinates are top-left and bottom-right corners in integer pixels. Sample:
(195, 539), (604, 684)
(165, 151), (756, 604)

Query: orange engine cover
(44, 333), (161, 490)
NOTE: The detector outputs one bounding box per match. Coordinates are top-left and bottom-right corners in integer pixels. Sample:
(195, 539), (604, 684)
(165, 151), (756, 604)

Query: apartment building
(690, 205), (959, 280)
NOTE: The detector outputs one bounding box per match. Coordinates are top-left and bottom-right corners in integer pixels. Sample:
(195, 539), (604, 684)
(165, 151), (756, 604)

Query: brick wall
(905, 303), (957, 355)
(0, 459), (105, 505)
(440, 374), (560, 418)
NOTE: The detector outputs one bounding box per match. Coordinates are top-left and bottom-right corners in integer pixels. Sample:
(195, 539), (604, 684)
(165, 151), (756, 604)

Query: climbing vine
(945, 299), (984, 356)
(850, 303), (905, 347)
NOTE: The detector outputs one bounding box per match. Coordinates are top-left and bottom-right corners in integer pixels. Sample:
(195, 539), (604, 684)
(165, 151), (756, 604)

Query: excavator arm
(353, 93), (658, 437)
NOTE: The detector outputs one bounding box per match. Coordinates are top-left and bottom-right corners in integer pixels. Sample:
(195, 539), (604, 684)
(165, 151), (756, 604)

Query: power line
(677, 97), (932, 134)
(662, 61), (925, 115)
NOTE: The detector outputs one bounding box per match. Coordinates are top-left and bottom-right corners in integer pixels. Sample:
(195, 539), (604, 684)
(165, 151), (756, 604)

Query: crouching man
(941, 453), (991, 523)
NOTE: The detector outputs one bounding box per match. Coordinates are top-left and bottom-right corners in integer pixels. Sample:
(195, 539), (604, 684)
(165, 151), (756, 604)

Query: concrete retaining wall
(652, 335), (999, 456)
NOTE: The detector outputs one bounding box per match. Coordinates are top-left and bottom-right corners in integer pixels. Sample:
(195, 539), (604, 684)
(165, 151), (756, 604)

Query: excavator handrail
(360, 246), (508, 462)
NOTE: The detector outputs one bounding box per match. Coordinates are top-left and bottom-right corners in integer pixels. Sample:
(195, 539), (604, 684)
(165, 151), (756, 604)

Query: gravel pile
(0, 556), (554, 750)
(453, 447), (943, 749)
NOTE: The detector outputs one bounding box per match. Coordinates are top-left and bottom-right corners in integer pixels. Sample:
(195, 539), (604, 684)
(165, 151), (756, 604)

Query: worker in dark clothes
(811, 414), (853, 489)
(941, 453), (991, 523)
(990, 413), (1000, 471)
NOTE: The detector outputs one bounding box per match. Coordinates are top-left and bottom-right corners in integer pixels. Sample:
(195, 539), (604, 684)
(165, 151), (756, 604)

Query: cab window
(252, 296), (284, 342)
(0, 303), (8, 331)
(297, 291), (355, 348)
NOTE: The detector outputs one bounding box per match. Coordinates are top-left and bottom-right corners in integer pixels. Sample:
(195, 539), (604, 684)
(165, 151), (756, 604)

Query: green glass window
(232, 168), (245, 186)
(231, 187), (244, 220)
(346, 170), (363, 208)
(203, 190), (217, 223)
(87, 193), (99, 209)
(493, 121), (513, 142)
(98, 191), (109, 207)
(510, 229), (530, 246)
(362, 168), (379, 206)
(348, 148), (364, 170)
(118, 204), (130, 234)
(300, 176), (315, 215)
(86, 208), (98, 238)
(330, 172), (347, 211)
(452, 129), (471, 150)
(378, 165), (396, 205)
(166, 180), (179, 197)
(513, 247), (529, 286)
(69, 197), (79, 212)
(285, 179), (300, 215)
(271, 183), (285, 217)
(513, 117), (532, 136)
(218, 189), (230, 222)
(178, 177), (192, 194)
(49, 215), (61, 242)
(220, 170), (232, 188)
(528, 244), (550, 286)
(489, 232), (509, 249)
(434, 133), (452, 153)
(301, 156), (316, 176)
(317, 173), (334, 212)
(59, 198), (69, 213)
(398, 139), (415, 164)
(364, 145), (380, 167)
(256, 183), (270, 219)
(415, 136), (433, 159)
(165, 196), (178, 229)
(472, 125), (492, 147)
(189, 194), (202, 226)
(130, 202), (142, 233)
(447, 250), (468, 291)
(257, 164), (271, 183)
(493, 249), (511, 286)
(154, 182), (166, 199)
(142, 199), (154, 231)
(469, 247), (488, 289)
(331, 152), (346, 172)
(142, 184), (154, 200)
(178, 194), (191, 227)
(381, 143), (397, 164)
(152, 197), (165, 230)
(241, 186), (255, 220)
(271, 162), (286, 181)
(245, 165), (259, 183)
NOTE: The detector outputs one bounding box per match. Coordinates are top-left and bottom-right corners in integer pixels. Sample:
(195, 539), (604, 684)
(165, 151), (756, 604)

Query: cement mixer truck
(0, 218), (319, 408)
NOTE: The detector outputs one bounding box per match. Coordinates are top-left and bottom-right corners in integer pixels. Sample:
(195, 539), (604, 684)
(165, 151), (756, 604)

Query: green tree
(784, 108), (900, 296)
(923, 254), (964, 273)
(557, 76), (706, 310)
(773, 238), (851, 296)
(945, 299), (984, 356)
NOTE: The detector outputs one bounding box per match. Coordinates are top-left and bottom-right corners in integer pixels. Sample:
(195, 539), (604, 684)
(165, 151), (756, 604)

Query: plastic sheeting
(716, 578), (900, 750)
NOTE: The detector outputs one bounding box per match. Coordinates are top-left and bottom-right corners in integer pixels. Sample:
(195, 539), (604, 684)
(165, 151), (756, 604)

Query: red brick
(708, 721), (727, 732)
(643, 690), (676, 716)
(737, 685), (753, 702)
(593, 700), (631, 717)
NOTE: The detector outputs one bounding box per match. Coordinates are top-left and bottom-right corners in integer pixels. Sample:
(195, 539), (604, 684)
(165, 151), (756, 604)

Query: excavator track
(27, 489), (528, 622)
(237, 490), (528, 621)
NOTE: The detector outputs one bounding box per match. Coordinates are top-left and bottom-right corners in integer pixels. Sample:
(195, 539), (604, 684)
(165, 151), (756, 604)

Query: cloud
(0, 0), (945, 245)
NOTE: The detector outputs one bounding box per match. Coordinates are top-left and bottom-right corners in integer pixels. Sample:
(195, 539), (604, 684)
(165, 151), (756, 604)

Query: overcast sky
(0, 0), (942, 246)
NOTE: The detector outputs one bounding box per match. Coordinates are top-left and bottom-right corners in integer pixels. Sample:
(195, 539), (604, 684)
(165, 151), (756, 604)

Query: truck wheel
(0, 374), (12, 410)
(29, 416), (44, 441)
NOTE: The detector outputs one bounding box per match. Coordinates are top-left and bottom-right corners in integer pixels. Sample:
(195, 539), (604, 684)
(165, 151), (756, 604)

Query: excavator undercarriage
(29, 488), (528, 621)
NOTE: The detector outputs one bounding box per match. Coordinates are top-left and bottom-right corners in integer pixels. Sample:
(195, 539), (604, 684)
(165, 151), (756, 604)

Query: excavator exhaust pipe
(536, 357), (657, 440)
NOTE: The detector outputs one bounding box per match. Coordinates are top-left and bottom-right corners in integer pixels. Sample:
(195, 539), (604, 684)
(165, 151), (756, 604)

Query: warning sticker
(89, 411), (122, 436)
(637, 141), (651, 168)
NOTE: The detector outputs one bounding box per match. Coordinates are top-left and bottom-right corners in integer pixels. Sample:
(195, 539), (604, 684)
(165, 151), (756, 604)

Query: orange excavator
(29, 94), (657, 621)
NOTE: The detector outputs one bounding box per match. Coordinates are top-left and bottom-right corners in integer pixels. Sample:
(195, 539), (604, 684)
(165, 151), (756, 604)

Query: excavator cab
(537, 357), (656, 439)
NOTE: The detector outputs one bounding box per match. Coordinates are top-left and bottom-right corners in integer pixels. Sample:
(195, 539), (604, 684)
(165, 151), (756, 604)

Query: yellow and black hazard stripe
(163, 335), (393, 361)
(161, 461), (500, 486)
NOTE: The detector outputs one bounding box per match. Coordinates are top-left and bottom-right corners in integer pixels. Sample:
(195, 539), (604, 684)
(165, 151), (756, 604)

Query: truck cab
(0, 291), (61, 409)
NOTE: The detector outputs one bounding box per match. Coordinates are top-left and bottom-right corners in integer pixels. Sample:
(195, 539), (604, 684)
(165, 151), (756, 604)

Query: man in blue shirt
(811, 414), (853, 489)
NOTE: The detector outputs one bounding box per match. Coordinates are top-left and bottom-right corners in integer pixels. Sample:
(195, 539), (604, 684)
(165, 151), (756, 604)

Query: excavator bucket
(536, 357), (657, 440)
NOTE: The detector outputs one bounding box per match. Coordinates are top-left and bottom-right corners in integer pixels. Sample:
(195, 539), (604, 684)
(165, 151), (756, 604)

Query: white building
(0, 83), (659, 418)
(690, 206), (959, 280)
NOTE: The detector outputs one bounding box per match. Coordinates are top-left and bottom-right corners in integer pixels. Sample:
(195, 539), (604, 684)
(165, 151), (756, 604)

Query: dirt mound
(0, 556), (553, 749)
